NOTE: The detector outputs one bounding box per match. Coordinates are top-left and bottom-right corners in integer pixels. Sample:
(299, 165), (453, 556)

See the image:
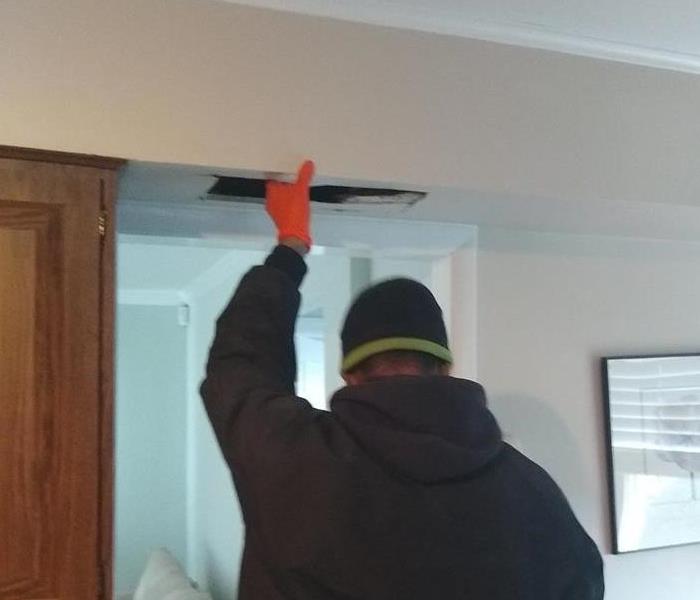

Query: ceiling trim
(460, 20), (700, 75)
(227, 0), (700, 74)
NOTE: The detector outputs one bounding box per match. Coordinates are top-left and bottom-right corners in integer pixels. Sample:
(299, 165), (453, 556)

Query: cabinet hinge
(98, 211), (107, 237)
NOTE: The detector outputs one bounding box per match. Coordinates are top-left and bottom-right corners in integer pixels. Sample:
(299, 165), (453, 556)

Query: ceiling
(221, 0), (700, 73)
(118, 160), (700, 244)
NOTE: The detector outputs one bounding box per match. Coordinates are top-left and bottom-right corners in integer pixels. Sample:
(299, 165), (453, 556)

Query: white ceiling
(222, 0), (700, 72)
(118, 160), (700, 244)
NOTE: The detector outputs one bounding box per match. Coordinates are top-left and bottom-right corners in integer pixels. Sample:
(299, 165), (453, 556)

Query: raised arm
(200, 160), (318, 472)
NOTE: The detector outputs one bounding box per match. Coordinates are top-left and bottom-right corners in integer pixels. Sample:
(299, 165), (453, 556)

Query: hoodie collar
(330, 376), (503, 483)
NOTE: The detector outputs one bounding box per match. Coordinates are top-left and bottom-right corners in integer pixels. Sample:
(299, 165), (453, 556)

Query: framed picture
(602, 354), (700, 553)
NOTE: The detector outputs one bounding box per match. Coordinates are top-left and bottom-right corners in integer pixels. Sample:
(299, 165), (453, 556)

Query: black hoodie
(201, 246), (604, 600)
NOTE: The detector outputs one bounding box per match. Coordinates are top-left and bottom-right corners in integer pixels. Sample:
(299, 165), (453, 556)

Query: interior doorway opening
(113, 161), (476, 599)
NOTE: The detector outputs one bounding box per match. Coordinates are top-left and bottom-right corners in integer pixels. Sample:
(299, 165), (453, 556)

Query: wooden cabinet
(0, 147), (123, 599)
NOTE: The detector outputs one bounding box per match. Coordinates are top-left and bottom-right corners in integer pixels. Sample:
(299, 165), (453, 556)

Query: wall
(2, 0), (700, 212)
(477, 228), (700, 600)
(295, 317), (326, 409)
(186, 250), (265, 598)
(115, 305), (189, 595)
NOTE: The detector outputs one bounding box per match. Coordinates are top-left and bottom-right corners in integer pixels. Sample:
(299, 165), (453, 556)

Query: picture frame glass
(604, 355), (700, 553)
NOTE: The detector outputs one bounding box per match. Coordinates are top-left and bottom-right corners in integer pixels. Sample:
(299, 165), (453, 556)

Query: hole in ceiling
(206, 176), (426, 207)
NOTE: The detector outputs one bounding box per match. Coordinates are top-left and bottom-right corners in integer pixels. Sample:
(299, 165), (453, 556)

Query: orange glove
(266, 160), (315, 249)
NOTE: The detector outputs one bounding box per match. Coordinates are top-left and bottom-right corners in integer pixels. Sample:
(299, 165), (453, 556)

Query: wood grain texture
(0, 145), (125, 171)
(0, 155), (120, 600)
(0, 227), (40, 591)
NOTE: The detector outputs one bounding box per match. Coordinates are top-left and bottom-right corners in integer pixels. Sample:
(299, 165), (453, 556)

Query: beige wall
(2, 0), (700, 210)
(478, 228), (700, 600)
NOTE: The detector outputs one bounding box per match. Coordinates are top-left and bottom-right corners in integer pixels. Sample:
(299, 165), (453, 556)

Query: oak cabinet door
(0, 149), (122, 600)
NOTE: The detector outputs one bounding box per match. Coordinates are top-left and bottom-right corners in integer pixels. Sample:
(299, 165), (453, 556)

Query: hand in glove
(266, 160), (315, 251)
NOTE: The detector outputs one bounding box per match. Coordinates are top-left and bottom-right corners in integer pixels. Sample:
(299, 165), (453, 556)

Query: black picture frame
(602, 352), (700, 554)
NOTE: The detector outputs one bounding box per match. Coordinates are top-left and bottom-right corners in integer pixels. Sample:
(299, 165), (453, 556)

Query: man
(201, 160), (604, 599)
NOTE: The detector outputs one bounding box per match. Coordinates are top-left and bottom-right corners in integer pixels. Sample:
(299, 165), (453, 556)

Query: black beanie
(340, 278), (452, 373)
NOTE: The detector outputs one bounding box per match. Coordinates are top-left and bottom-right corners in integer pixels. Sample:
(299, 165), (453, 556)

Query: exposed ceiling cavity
(207, 175), (425, 214)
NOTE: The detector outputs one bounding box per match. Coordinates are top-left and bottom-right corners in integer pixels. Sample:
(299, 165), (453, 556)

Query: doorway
(113, 161), (476, 599)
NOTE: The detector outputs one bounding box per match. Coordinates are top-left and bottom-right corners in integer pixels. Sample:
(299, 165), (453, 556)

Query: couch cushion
(134, 548), (211, 600)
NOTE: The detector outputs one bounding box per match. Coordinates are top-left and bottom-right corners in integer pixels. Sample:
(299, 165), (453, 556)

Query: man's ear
(343, 371), (362, 386)
(440, 363), (452, 376)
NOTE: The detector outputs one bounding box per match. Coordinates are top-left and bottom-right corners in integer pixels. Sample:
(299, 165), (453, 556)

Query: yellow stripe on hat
(341, 337), (453, 373)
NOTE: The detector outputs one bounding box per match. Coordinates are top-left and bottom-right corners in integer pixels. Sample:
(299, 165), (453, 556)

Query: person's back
(201, 161), (604, 599)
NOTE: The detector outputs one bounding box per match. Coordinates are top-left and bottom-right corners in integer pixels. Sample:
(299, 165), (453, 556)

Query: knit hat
(340, 278), (452, 373)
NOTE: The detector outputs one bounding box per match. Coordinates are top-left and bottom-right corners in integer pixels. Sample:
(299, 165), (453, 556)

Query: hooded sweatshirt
(201, 246), (604, 600)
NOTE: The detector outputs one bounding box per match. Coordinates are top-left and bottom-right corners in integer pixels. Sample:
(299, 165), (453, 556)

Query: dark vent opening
(207, 176), (426, 206)
(208, 177), (266, 199)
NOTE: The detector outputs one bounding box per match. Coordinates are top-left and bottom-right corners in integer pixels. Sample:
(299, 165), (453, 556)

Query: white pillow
(134, 548), (212, 600)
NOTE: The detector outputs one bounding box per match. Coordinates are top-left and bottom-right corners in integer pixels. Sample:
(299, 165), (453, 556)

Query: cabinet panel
(0, 207), (60, 598)
(0, 152), (121, 600)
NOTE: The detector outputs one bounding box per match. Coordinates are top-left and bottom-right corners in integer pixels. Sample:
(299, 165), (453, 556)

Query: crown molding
(226, 1), (700, 75)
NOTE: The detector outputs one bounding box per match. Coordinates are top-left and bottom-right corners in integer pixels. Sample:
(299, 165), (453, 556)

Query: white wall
(115, 305), (189, 595)
(187, 250), (265, 598)
(477, 228), (700, 600)
(308, 254), (353, 397)
(295, 318), (327, 409)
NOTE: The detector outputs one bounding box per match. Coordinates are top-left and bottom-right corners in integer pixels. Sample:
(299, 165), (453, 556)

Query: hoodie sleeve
(200, 245), (318, 474)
